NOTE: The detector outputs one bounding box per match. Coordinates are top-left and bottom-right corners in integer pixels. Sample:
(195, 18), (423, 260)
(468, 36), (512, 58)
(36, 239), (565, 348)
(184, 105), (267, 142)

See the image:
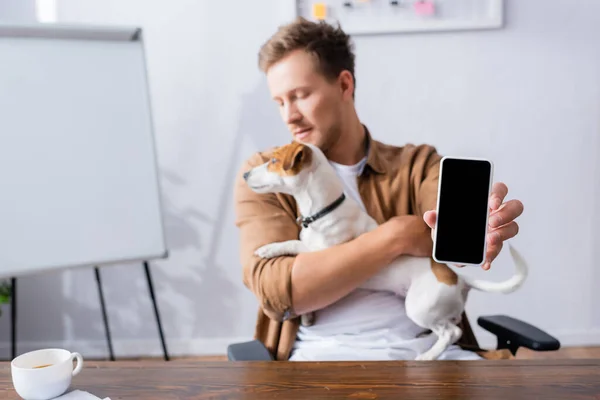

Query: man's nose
(243, 171), (250, 181)
(284, 104), (301, 124)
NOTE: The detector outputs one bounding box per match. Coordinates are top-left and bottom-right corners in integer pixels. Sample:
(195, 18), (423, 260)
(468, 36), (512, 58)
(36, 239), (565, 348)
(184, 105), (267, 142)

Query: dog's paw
(415, 349), (444, 361)
(415, 352), (436, 361)
(254, 244), (279, 259)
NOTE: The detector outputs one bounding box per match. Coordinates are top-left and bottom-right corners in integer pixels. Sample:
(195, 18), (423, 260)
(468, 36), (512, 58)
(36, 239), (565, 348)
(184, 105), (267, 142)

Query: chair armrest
(478, 315), (561, 355)
(227, 340), (274, 361)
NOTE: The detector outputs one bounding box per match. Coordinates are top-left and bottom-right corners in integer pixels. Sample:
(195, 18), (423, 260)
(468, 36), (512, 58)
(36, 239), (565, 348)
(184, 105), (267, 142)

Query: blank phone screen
(434, 158), (492, 265)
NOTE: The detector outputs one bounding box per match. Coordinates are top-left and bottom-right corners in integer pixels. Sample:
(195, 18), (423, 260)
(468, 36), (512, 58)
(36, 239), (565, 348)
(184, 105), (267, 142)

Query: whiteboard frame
(0, 23), (140, 41)
(296, 0), (505, 36)
(0, 23), (169, 278)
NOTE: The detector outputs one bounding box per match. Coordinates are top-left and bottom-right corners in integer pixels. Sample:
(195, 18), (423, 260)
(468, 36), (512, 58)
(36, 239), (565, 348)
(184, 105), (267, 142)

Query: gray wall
(0, 0), (36, 23)
(1, 0), (598, 358)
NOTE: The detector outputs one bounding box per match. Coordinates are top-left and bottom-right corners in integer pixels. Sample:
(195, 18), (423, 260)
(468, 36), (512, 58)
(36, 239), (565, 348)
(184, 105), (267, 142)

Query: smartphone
(432, 157), (493, 266)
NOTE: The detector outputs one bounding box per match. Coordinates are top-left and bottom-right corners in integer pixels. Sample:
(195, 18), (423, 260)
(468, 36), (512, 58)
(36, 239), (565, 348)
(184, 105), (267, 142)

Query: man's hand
(423, 182), (524, 270)
(379, 215), (433, 258)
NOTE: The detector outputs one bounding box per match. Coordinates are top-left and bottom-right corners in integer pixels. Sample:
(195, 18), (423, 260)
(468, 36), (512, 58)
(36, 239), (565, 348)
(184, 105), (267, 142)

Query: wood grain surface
(1, 359), (599, 399)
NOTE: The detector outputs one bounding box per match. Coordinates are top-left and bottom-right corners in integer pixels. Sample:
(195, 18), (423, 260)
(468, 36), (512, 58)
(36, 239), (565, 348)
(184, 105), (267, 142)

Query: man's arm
(234, 154), (299, 321)
(234, 154), (431, 320)
(290, 215), (432, 315)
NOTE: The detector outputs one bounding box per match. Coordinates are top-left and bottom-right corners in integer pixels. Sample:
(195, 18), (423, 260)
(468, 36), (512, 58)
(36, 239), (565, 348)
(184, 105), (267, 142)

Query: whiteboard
(296, 0), (504, 35)
(0, 23), (167, 279)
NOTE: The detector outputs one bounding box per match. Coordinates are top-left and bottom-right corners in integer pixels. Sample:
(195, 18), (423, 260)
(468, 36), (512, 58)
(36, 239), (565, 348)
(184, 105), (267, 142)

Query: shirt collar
(363, 125), (386, 175)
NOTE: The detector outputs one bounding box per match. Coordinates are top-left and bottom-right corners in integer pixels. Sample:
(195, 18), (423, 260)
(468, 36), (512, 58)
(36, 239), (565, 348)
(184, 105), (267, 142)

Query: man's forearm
(290, 226), (403, 316)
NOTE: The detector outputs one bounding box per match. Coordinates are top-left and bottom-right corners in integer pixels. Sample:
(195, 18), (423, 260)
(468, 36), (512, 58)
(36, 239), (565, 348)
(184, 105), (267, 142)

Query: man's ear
(338, 70), (355, 100)
(283, 143), (306, 171)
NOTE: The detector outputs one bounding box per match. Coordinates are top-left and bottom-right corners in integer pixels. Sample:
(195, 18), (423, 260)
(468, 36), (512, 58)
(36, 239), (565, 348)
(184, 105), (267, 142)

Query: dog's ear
(283, 142), (307, 171)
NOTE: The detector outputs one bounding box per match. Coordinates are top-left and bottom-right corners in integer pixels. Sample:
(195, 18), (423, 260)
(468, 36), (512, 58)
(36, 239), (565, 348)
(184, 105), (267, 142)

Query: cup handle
(71, 352), (83, 377)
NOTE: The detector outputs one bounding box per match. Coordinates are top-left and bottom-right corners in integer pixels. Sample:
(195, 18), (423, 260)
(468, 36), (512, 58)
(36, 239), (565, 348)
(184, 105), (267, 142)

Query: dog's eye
(271, 158), (277, 164)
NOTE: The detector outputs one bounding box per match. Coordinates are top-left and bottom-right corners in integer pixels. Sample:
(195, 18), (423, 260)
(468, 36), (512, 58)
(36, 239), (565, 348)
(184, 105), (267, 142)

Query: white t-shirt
(289, 156), (481, 361)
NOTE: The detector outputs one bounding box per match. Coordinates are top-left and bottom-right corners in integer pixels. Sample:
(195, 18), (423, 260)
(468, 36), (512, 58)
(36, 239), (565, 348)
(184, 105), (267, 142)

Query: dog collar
(297, 193), (346, 228)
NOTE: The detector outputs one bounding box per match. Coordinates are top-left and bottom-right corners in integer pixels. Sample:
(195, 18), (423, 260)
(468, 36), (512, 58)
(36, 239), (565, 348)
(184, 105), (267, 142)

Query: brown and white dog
(243, 141), (528, 361)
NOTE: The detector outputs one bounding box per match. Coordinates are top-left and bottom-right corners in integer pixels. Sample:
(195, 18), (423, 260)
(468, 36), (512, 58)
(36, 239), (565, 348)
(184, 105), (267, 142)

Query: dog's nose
(243, 171), (250, 181)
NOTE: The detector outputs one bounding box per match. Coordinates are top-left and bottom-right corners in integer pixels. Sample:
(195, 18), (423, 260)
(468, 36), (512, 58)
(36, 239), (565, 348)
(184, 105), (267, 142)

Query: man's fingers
(484, 241), (503, 270)
(489, 182), (508, 211)
(488, 222), (519, 246)
(423, 210), (437, 229)
(489, 200), (524, 229)
(484, 222), (517, 269)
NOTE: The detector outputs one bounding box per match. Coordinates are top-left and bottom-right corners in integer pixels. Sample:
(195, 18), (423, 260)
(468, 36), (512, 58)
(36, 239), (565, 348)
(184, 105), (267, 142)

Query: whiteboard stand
(10, 278), (16, 362)
(1, 23), (170, 362)
(9, 261), (170, 362)
(94, 262), (169, 362)
(143, 262), (170, 361)
(94, 267), (115, 361)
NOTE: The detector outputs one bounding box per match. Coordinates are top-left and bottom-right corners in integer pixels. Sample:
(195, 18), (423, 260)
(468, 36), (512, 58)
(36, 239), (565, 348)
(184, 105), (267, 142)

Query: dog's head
(243, 141), (322, 196)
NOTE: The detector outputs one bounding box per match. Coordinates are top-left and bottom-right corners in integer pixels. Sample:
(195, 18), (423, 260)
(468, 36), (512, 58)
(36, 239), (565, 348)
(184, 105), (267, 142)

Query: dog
(243, 140), (527, 360)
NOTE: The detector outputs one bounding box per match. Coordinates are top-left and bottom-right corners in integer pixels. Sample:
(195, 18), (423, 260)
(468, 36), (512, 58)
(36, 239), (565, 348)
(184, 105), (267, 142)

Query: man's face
(266, 49), (349, 151)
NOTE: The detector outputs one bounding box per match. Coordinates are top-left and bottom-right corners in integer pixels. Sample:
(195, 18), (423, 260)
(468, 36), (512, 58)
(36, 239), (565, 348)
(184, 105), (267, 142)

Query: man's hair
(258, 17), (356, 89)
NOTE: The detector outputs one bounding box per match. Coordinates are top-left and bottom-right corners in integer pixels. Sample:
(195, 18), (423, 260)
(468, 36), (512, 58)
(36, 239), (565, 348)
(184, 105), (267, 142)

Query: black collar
(297, 193), (346, 228)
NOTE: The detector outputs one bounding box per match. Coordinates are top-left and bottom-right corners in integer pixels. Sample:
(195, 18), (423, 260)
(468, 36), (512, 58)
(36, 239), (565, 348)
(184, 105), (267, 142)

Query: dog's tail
(462, 244), (528, 294)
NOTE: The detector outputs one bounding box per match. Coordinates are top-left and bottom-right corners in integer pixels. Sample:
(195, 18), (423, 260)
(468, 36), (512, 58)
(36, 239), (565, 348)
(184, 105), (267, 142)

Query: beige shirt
(233, 127), (509, 361)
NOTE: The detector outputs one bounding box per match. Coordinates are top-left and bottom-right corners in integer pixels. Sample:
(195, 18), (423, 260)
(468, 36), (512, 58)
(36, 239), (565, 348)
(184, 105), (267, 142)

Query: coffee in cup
(33, 364), (53, 369)
(11, 348), (83, 400)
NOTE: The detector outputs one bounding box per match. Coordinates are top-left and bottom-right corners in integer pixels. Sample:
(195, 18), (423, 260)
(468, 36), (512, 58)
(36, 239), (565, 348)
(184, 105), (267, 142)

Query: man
(234, 17), (523, 361)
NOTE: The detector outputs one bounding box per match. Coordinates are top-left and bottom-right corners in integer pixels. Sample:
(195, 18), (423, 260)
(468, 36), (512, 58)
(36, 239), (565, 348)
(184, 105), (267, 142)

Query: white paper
(53, 390), (111, 400)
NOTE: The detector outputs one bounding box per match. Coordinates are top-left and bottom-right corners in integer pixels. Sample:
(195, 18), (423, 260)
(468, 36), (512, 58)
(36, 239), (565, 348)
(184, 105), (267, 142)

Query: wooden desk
(1, 360), (598, 399)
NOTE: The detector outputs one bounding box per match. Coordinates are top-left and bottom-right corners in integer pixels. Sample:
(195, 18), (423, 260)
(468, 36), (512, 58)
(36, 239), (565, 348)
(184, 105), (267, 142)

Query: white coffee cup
(11, 348), (84, 400)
